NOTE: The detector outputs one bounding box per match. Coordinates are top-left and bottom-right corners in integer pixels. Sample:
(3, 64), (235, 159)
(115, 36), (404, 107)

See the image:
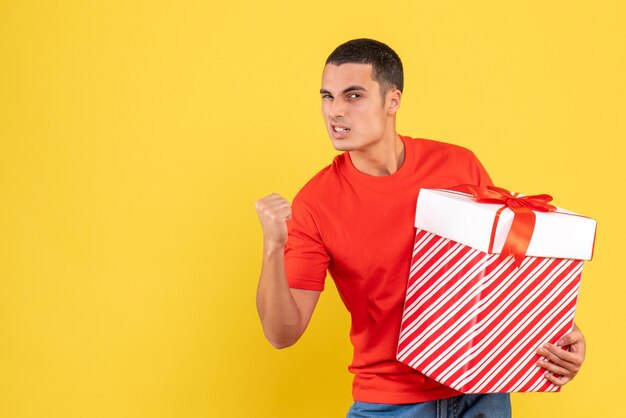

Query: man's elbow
(264, 328), (302, 349)
(268, 338), (296, 350)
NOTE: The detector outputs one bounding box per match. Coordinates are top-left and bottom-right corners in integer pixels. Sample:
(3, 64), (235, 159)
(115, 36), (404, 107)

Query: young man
(255, 39), (586, 417)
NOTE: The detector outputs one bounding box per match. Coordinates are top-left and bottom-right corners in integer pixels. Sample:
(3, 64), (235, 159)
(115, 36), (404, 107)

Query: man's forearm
(256, 245), (304, 349)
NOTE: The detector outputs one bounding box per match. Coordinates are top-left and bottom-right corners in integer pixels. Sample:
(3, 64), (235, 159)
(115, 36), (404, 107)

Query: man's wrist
(263, 241), (285, 259)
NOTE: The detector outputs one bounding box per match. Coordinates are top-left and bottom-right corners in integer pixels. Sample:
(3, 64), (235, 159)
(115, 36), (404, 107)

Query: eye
(321, 94), (333, 100)
(347, 93), (361, 99)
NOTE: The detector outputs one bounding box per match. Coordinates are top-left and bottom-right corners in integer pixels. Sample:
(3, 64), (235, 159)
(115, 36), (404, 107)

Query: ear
(387, 88), (402, 115)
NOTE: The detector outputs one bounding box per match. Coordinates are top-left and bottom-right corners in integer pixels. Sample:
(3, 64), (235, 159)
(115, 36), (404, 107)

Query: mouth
(330, 124), (351, 139)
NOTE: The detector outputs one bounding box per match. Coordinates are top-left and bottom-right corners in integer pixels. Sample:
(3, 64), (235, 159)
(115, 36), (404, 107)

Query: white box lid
(414, 188), (597, 260)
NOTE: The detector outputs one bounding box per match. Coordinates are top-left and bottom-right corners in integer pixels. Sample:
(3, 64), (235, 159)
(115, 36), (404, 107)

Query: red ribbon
(448, 185), (557, 267)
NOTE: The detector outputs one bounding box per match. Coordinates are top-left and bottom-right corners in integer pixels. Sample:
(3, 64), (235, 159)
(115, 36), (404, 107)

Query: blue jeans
(347, 394), (511, 418)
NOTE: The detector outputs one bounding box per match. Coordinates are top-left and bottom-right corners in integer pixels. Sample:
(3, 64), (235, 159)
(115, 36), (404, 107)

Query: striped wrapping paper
(397, 229), (582, 393)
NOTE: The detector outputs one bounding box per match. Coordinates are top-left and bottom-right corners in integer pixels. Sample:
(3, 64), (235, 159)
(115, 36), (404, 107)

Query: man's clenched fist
(255, 193), (292, 249)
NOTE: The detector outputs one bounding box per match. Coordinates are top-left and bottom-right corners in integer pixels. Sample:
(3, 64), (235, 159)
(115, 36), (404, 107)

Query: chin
(327, 132), (357, 151)
(329, 139), (355, 152)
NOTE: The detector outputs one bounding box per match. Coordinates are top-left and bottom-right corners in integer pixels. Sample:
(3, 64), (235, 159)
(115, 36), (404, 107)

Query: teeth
(334, 126), (349, 132)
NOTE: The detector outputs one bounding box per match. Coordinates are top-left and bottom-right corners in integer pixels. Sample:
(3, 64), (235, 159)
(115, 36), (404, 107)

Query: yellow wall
(1, 1), (624, 417)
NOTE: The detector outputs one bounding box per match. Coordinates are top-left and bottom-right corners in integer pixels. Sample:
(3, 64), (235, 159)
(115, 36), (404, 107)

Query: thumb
(557, 330), (580, 347)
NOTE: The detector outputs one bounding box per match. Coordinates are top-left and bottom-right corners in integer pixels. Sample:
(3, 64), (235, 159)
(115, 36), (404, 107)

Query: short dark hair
(325, 38), (404, 95)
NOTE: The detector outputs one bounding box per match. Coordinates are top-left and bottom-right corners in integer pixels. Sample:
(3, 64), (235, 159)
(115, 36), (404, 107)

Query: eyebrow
(319, 85), (368, 95)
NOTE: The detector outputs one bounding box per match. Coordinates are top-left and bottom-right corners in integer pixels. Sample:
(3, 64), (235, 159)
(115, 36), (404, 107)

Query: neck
(348, 132), (405, 176)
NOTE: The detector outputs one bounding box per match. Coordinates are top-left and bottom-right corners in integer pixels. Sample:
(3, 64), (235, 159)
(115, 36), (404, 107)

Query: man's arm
(255, 193), (321, 349)
(536, 323), (586, 386)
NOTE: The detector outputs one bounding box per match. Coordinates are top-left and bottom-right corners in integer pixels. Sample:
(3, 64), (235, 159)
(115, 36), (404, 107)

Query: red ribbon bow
(449, 185), (557, 267)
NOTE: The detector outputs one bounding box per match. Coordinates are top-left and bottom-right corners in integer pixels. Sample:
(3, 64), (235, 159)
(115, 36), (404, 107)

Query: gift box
(396, 185), (596, 393)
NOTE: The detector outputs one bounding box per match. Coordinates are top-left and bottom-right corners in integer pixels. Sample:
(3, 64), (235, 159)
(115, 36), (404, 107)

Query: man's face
(320, 63), (396, 152)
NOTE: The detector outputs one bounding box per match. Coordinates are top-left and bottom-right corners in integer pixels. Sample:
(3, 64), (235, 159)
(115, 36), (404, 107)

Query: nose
(328, 97), (346, 120)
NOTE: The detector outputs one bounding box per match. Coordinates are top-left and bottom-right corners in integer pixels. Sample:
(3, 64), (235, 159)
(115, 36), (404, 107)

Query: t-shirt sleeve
(284, 195), (330, 291)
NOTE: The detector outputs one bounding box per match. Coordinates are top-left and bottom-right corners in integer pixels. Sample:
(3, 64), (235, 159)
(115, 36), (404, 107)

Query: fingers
(544, 372), (572, 386)
(255, 193), (292, 221)
(536, 358), (574, 376)
(255, 193), (289, 209)
(537, 343), (582, 367)
(536, 342), (583, 387)
(255, 193), (292, 248)
(557, 327), (583, 347)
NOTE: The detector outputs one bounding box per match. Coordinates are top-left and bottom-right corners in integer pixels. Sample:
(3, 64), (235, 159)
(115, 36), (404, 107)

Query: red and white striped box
(396, 187), (596, 393)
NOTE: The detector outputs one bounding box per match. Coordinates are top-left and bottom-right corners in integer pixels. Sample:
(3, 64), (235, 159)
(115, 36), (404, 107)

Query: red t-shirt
(284, 135), (493, 404)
